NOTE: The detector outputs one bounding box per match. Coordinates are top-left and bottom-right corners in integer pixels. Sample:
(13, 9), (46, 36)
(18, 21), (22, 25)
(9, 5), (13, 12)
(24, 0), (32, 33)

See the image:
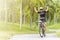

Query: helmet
(39, 7), (43, 10)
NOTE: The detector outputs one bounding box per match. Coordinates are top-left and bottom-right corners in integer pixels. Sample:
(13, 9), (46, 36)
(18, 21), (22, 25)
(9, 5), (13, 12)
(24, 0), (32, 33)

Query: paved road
(9, 33), (60, 40)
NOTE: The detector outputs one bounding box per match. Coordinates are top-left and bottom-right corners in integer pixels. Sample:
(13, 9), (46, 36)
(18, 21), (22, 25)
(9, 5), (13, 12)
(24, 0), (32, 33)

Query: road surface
(9, 33), (60, 40)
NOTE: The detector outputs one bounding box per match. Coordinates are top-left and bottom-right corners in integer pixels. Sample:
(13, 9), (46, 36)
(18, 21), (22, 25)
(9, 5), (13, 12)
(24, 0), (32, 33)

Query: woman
(34, 6), (48, 36)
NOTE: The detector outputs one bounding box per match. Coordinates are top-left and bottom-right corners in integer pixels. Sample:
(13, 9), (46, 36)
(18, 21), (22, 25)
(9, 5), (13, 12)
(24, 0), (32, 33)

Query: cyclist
(34, 6), (48, 36)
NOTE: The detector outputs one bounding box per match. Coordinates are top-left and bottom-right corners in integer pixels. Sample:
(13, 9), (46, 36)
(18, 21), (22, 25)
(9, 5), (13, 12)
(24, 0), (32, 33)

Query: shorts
(40, 19), (46, 26)
(40, 18), (46, 22)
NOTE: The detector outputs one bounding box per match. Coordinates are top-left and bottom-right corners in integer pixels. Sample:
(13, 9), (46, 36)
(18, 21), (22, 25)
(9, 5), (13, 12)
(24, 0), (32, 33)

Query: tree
(20, 0), (22, 29)
(30, 3), (33, 29)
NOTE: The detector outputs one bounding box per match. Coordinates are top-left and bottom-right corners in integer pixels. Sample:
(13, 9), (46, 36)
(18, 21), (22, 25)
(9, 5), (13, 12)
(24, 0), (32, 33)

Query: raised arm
(34, 7), (38, 13)
(45, 6), (48, 11)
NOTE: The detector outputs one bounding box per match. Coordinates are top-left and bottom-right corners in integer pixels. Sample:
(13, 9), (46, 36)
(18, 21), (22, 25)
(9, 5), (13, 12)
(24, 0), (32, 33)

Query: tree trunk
(12, 12), (15, 23)
(5, 0), (8, 30)
(24, 12), (26, 24)
(20, 0), (22, 29)
(54, 12), (57, 24)
(30, 3), (32, 29)
(54, 14), (56, 24)
(48, 13), (51, 24)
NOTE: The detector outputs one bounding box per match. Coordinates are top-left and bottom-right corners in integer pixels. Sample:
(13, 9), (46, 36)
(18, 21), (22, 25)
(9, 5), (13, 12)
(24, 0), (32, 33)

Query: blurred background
(0, 0), (60, 40)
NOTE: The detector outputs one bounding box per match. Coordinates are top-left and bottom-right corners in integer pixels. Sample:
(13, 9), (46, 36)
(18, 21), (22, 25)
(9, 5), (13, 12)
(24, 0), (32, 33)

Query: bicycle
(38, 21), (46, 38)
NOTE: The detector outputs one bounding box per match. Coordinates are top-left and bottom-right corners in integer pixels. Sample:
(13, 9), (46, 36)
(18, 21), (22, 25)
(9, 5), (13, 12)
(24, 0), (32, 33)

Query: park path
(9, 29), (60, 40)
(9, 33), (60, 40)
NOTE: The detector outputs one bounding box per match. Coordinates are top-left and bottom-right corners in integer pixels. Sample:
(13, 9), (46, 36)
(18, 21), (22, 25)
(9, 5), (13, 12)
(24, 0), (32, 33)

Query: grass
(7, 23), (39, 34)
(47, 23), (60, 37)
(47, 23), (60, 29)
(0, 21), (60, 40)
(0, 22), (39, 40)
(56, 32), (60, 37)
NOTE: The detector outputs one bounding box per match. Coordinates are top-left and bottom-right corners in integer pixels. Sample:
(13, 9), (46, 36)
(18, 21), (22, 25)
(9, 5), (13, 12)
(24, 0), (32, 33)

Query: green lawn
(56, 32), (60, 37)
(47, 23), (60, 37)
(0, 22), (39, 40)
(47, 23), (60, 29)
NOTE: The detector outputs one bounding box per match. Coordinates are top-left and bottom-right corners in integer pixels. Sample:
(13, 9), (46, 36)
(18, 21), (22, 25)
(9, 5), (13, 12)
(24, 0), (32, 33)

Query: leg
(42, 22), (46, 37)
(43, 23), (46, 32)
(39, 22), (43, 37)
(42, 22), (46, 32)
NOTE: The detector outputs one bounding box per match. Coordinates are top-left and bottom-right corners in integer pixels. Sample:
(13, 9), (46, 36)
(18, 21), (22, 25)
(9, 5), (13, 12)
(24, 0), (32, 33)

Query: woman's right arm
(34, 7), (38, 13)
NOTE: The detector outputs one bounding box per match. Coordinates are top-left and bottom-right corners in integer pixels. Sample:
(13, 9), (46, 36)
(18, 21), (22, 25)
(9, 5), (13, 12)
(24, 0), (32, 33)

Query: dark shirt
(38, 11), (46, 18)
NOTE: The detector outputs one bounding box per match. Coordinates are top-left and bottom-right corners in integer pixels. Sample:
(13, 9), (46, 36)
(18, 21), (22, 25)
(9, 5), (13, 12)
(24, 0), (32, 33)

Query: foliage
(3, 0), (59, 24)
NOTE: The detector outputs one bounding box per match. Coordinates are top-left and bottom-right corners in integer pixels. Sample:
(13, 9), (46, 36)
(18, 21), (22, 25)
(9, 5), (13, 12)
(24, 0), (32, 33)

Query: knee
(43, 24), (46, 27)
